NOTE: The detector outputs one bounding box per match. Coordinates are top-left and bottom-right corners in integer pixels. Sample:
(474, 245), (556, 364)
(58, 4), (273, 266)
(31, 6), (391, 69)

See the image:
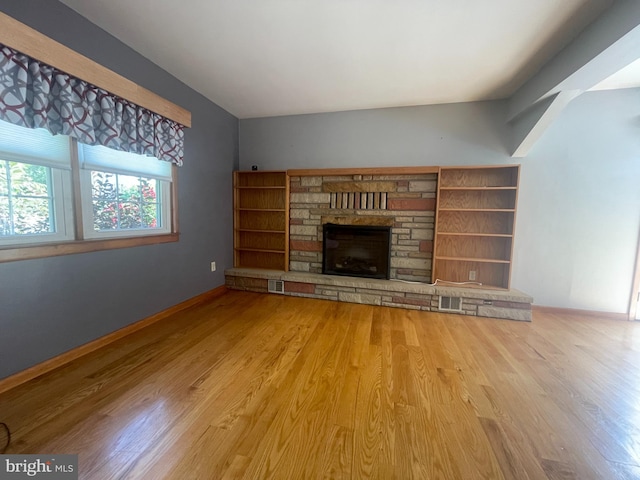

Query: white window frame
(0, 131), (75, 247)
(0, 165), (74, 247)
(79, 167), (172, 240)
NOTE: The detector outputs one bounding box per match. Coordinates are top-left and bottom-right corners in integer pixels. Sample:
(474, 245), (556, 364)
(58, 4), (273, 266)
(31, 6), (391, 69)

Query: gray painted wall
(241, 101), (511, 170)
(0, 1), (238, 379)
(519, 89), (640, 314)
(240, 90), (640, 314)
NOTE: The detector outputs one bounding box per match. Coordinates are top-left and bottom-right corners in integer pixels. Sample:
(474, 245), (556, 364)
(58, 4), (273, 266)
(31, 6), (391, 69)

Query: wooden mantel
(287, 166), (439, 176)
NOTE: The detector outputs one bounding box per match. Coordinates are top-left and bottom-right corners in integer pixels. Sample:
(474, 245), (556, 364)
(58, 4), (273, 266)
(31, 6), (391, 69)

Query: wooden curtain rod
(0, 11), (191, 127)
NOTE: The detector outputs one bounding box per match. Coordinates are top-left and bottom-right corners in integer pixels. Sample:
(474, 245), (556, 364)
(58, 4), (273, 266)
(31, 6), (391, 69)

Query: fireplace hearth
(322, 224), (391, 279)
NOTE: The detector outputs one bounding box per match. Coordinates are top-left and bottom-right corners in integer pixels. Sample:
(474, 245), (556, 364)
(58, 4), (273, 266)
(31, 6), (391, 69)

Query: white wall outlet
(210, 261), (216, 272)
(469, 270), (477, 281)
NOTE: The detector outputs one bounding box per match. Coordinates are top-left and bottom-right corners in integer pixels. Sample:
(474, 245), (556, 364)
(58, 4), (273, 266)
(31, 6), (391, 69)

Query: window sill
(0, 233), (179, 263)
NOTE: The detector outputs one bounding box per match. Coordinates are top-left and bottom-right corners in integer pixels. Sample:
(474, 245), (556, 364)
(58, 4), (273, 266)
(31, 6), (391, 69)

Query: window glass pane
(0, 160), (56, 237)
(119, 203), (142, 229)
(139, 178), (160, 229)
(12, 197), (52, 234)
(140, 178), (159, 228)
(118, 175), (141, 203)
(92, 200), (118, 230)
(90, 170), (162, 232)
(91, 171), (117, 200)
(0, 162), (7, 195)
(10, 162), (49, 197)
(0, 196), (9, 235)
(141, 179), (157, 203)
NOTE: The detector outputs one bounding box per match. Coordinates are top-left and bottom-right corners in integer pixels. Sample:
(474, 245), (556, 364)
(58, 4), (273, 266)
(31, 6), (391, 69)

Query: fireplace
(322, 223), (391, 279)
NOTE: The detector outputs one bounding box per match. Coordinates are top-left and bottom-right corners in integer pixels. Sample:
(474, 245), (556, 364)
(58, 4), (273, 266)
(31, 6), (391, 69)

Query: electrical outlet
(210, 261), (216, 272)
(469, 270), (477, 281)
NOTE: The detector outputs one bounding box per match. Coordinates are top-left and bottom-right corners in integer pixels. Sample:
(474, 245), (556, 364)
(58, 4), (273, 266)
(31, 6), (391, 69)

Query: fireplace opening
(322, 223), (391, 279)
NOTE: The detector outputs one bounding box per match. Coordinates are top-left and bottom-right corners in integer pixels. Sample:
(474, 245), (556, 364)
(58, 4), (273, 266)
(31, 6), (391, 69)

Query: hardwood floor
(2, 290), (640, 479)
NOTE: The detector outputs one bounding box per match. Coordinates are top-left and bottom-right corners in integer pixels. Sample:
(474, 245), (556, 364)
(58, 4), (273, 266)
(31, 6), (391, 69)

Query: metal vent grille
(268, 279), (284, 294)
(439, 296), (462, 311)
(329, 192), (387, 210)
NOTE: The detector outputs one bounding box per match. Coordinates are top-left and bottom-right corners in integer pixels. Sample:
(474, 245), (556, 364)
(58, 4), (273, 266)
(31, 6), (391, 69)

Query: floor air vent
(268, 279), (284, 294)
(439, 296), (462, 312)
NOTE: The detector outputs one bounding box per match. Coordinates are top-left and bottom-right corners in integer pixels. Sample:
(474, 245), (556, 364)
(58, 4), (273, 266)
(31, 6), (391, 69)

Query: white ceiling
(58, 0), (628, 119)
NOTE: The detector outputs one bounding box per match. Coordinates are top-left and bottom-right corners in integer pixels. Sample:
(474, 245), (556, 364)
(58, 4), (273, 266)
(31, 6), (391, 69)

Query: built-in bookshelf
(433, 165), (519, 289)
(233, 171), (289, 270)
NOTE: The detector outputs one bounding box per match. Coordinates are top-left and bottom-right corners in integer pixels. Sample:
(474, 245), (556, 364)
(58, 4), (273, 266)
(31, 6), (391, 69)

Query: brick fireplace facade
(288, 173), (437, 282)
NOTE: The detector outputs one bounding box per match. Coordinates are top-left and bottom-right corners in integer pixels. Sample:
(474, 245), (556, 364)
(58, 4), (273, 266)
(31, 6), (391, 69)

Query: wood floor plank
(377, 308), (395, 471)
(1, 290), (640, 479)
(479, 416), (544, 480)
(352, 345), (383, 479)
(318, 424), (353, 480)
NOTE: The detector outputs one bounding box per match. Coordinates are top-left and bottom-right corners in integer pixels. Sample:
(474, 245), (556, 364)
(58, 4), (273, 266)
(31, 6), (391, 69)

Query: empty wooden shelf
(433, 166), (519, 289)
(234, 171), (289, 271)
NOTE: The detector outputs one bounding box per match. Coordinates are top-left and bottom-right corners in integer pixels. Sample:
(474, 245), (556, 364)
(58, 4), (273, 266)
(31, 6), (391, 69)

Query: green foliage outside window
(91, 171), (160, 231)
(0, 161), (52, 236)
(0, 163), (161, 237)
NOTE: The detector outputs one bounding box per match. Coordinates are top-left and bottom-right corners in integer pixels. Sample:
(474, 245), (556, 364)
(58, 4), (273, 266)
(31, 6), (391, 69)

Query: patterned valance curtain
(0, 44), (184, 165)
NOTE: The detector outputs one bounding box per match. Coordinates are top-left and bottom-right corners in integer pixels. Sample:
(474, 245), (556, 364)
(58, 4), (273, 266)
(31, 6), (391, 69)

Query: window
(0, 118), (177, 257)
(85, 171), (166, 235)
(0, 161), (69, 239)
(78, 144), (172, 238)
(0, 120), (73, 246)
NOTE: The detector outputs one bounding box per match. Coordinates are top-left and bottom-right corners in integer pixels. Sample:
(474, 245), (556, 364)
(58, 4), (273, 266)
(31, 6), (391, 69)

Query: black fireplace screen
(322, 223), (391, 279)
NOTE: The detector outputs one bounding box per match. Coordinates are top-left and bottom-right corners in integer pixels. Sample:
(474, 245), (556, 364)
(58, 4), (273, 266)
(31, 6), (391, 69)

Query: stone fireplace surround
(226, 168), (533, 321)
(289, 173), (437, 282)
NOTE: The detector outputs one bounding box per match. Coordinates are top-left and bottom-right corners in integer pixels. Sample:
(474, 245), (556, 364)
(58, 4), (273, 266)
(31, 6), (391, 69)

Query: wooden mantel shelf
(287, 166), (439, 176)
